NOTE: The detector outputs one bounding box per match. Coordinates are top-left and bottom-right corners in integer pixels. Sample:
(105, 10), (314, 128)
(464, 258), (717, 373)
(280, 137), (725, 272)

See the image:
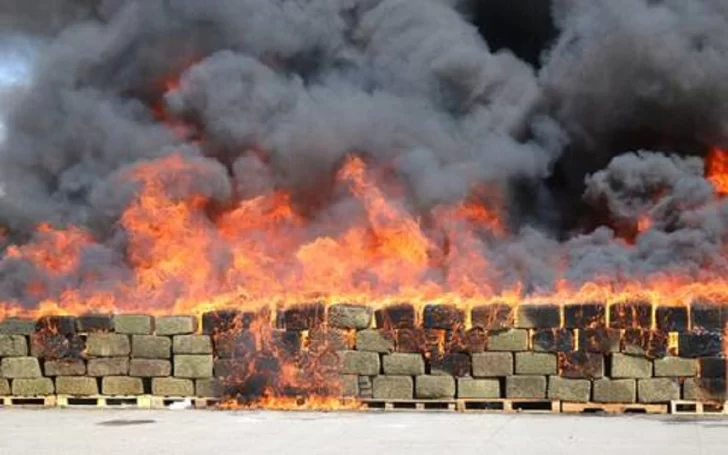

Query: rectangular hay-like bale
(563, 302), (606, 329)
(375, 304), (417, 330)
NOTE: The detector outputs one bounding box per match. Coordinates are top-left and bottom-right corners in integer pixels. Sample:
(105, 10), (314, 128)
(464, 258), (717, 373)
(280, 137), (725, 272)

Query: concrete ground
(0, 409), (726, 455)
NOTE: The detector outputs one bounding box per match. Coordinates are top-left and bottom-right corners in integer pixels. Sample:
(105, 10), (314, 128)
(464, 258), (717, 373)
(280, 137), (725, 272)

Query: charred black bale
(375, 304), (417, 330)
(563, 302), (606, 328)
(225, 354), (283, 402)
(700, 358), (727, 378)
(202, 310), (243, 334)
(308, 327), (351, 354)
(213, 331), (257, 358)
(470, 304), (513, 330)
(279, 303), (326, 331)
(36, 316), (76, 335)
(609, 300), (653, 329)
(622, 329), (668, 358)
(423, 304), (465, 330)
(655, 306), (689, 332)
(558, 352), (605, 379)
(30, 333), (85, 359)
(690, 300), (726, 331)
(433, 328), (486, 354)
(268, 330), (302, 358)
(430, 352), (471, 377)
(516, 304), (561, 328)
(395, 328), (442, 353)
(76, 314), (113, 333)
(213, 358), (247, 378)
(532, 328), (575, 352)
(690, 378), (727, 402)
(579, 327), (621, 353)
(679, 332), (723, 358)
(461, 328), (487, 353)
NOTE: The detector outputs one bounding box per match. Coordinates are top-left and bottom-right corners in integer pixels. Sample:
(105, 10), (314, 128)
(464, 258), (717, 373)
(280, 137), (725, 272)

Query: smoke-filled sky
(0, 38), (32, 143)
(1, 0), (728, 311)
(0, 31), (45, 143)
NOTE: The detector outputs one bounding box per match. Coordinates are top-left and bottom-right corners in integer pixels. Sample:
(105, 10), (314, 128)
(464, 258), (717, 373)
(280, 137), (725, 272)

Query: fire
(636, 215), (652, 234)
(2, 143), (728, 407)
(219, 396), (361, 411)
(706, 147), (728, 195)
(151, 66), (200, 140)
(4, 152), (728, 320)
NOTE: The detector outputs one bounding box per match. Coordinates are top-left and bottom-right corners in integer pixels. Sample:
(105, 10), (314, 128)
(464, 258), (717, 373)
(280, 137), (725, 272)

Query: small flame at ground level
(218, 397), (362, 411)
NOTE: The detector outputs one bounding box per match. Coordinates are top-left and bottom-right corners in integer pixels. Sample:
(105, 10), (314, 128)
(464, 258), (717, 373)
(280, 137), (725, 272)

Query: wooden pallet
(193, 397), (223, 409)
(361, 399), (458, 412)
(360, 399), (559, 413)
(0, 396), (57, 407)
(149, 396), (222, 409)
(561, 402), (668, 414)
(56, 395), (152, 409)
(458, 399), (560, 413)
(670, 400), (727, 415)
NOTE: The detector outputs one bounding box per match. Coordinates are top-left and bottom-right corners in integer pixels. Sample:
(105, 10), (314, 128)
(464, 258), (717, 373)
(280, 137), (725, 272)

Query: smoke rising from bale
(0, 0), (727, 312)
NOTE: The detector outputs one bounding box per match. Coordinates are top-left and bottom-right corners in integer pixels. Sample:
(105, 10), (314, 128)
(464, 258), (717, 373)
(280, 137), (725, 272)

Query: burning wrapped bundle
(0, 0), (727, 411)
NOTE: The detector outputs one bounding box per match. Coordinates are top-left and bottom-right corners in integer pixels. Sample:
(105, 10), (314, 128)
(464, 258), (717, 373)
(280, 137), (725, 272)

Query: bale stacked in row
(205, 300), (726, 403)
(0, 315), (216, 397)
(0, 299), (726, 404)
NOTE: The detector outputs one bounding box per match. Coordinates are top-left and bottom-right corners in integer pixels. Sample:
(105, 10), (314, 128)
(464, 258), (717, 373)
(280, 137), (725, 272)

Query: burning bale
(0, 0), (728, 411)
(0, 303), (725, 408)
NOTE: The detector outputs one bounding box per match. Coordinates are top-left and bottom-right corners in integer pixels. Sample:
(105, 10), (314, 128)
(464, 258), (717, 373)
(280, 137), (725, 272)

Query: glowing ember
(636, 216), (652, 234)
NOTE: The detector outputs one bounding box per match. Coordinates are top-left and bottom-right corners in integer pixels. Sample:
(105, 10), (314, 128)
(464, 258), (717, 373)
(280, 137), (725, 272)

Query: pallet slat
(151, 396), (224, 409)
(361, 399), (457, 412)
(193, 398), (222, 409)
(458, 399), (559, 413)
(561, 402), (668, 414)
(0, 396), (57, 407)
(56, 395), (151, 409)
(361, 399), (559, 413)
(670, 400), (727, 415)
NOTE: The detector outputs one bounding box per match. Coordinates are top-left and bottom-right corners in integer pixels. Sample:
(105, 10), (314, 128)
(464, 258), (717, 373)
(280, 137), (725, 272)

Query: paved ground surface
(0, 409), (726, 454)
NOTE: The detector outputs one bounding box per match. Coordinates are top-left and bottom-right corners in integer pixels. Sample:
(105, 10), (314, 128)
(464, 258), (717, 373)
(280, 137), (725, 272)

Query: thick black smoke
(468, 0), (558, 68)
(1, 0), (727, 308)
(542, 0), (728, 230)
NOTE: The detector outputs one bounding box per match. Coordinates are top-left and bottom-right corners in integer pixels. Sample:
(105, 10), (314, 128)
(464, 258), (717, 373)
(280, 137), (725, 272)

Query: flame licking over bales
(0, 152), (509, 319)
(3, 147), (728, 318)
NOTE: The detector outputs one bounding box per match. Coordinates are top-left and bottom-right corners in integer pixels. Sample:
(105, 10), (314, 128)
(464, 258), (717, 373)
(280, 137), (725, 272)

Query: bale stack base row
(0, 300), (726, 411)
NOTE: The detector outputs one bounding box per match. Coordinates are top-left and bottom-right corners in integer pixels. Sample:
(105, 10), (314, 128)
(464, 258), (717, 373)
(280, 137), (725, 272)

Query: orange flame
(706, 147), (728, 195)
(637, 215), (652, 233)
(2, 152), (728, 320)
(219, 396), (361, 411)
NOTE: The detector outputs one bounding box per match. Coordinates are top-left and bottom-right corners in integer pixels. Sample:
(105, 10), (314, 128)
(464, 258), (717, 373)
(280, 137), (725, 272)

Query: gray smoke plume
(0, 0), (727, 309)
(543, 0), (728, 170)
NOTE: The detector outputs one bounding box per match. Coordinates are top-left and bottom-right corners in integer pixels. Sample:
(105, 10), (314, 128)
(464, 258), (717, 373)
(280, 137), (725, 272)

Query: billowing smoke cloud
(0, 0), (554, 229)
(0, 0), (727, 310)
(542, 0), (728, 203)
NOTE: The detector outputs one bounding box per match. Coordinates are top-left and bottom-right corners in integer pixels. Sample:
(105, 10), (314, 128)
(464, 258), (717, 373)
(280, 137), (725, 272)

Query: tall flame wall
(0, 302), (726, 406)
